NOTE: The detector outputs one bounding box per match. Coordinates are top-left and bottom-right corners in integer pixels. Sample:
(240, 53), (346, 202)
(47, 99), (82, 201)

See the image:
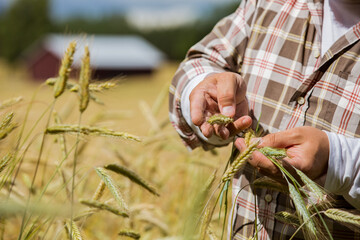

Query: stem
(253, 169), (258, 240)
(18, 100), (56, 240)
(70, 114), (83, 240)
(289, 211), (325, 240)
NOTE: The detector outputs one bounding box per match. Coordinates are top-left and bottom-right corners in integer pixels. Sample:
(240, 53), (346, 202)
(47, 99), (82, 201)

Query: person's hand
(235, 126), (330, 181)
(189, 72), (252, 139)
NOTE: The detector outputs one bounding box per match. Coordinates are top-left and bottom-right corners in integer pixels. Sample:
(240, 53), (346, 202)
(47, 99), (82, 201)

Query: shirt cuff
(180, 73), (234, 146)
(324, 131), (360, 209)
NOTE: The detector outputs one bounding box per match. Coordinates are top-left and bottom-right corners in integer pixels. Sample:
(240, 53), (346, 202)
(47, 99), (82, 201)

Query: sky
(0, 0), (237, 29)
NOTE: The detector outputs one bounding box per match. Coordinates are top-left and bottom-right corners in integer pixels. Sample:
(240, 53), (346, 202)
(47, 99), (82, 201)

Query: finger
(189, 90), (207, 126)
(216, 75), (237, 117)
(227, 116), (252, 136)
(235, 138), (247, 153)
(258, 129), (301, 149)
(200, 122), (214, 138)
(249, 151), (279, 175)
(214, 125), (230, 140)
(235, 138), (280, 175)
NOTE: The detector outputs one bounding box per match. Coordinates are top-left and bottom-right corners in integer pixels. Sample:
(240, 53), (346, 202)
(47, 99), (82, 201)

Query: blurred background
(0, 0), (239, 75)
(0, 0), (240, 239)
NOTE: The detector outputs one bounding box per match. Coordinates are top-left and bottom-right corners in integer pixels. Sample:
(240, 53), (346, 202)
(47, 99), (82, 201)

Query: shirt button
(265, 194), (273, 203)
(314, 49), (320, 59)
(297, 96), (305, 105)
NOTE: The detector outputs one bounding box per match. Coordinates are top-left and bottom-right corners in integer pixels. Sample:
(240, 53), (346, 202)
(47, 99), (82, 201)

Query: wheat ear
(244, 130), (255, 146)
(222, 140), (259, 182)
(0, 112), (16, 140)
(79, 46), (90, 112)
(0, 112), (14, 129)
(95, 167), (129, 212)
(104, 164), (159, 196)
(324, 208), (360, 227)
(0, 154), (12, 174)
(0, 97), (23, 110)
(65, 220), (82, 240)
(288, 183), (317, 238)
(118, 230), (140, 239)
(46, 124), (141, 142)
(79, 199), (129, 218)
(199, 205), (213, 240)
(207, 114), (233, 125)
(294, 168), (329, 203)
(54, 41), (76, 98)
(53, 111), (68, 160)
(92, 180), (106, 201)
(274, 211), (300, 226)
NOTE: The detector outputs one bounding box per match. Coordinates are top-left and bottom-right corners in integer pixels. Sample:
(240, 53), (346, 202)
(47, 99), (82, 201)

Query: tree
(0, 0), (52, 62)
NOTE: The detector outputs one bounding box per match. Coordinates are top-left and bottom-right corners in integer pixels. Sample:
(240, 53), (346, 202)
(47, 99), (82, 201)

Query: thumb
(217, 76), (237, 117)
(258, 130), (300, 149)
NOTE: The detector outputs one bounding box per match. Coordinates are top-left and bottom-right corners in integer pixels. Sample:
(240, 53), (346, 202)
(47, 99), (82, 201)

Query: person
(169, 0), (360, 239)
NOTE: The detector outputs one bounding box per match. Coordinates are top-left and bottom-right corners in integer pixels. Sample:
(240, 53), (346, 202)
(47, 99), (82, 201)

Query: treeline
(0, 0), (239, 62)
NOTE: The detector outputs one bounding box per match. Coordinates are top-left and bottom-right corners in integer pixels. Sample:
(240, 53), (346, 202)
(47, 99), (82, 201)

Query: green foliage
(0, 0), (52, 62)
(0, 1), (240, 62)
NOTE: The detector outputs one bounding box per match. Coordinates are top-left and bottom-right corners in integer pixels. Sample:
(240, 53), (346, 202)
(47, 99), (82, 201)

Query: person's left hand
(235, 126), (330, 181)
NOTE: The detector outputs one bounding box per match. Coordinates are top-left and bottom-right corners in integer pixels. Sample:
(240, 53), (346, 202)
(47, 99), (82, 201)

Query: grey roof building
(26, 34), (165, 80)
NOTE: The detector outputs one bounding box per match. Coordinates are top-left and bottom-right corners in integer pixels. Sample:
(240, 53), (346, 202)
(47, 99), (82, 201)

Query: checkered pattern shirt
(169, 0), (360, 239)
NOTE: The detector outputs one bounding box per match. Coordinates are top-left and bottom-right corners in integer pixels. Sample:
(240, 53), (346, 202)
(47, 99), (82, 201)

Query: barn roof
(43, 34), (165, 70)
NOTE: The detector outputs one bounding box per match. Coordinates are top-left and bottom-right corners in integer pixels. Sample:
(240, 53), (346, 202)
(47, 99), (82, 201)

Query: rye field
(0, 56), (230, 240)
(2, 44), (355, 240)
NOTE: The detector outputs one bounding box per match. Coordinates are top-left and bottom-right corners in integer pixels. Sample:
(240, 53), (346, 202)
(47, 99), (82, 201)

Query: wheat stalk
(79, 199), (129, 218)
(222, 140), (259, 182)
(79, 46), (90, 113)
(294, 168), (328, 203)
(54, 41), (76, 98)
(274, 211), (300, 226)
(92, 180), (106, 201)
(139, 100), (160, 133)
(0, 112), (16, 140)
(259, 147), (287, 160)
(207, 114), (233, 125)
(95, 167), (129, 212)
(53, 111), (68, 160)
(199, 206), (212, 240)
(65, 220), (82, 240)
(46, 124), (141, 142)
(0, 154), (12, 174)
(324, 208), (360, 227)
(0, 123), (16, 140)
(288, 183), (318, 239)
(244, 130), (255, 146)
(0, 112), (14, 129)
(47, 78), (118, 92)
(118, 230), (141, 239)
(0, 97), (23, 110)
(89, 82), (117, 92)
(104, 164), (159, 196)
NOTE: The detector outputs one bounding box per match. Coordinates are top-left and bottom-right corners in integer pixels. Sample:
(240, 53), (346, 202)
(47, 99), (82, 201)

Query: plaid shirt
(169, 0), (360, 239)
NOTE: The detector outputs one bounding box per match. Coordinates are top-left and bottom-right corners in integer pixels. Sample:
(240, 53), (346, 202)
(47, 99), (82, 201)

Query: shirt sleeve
(168, 0), (257, 150)
(324, 131), (360, 210)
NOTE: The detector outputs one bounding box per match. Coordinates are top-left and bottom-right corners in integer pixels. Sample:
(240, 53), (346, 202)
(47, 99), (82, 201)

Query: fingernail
(242, 117), (250, 125)
(221, 128), (229, 140)
(222, 106), (234, 117)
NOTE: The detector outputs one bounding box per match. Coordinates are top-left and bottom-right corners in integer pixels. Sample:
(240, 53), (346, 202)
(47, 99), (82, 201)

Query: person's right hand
(189, 72), (252, 140)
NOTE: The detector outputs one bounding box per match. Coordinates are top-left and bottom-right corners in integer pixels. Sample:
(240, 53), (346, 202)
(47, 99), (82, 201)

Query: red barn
(25, 34), (165, 80)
